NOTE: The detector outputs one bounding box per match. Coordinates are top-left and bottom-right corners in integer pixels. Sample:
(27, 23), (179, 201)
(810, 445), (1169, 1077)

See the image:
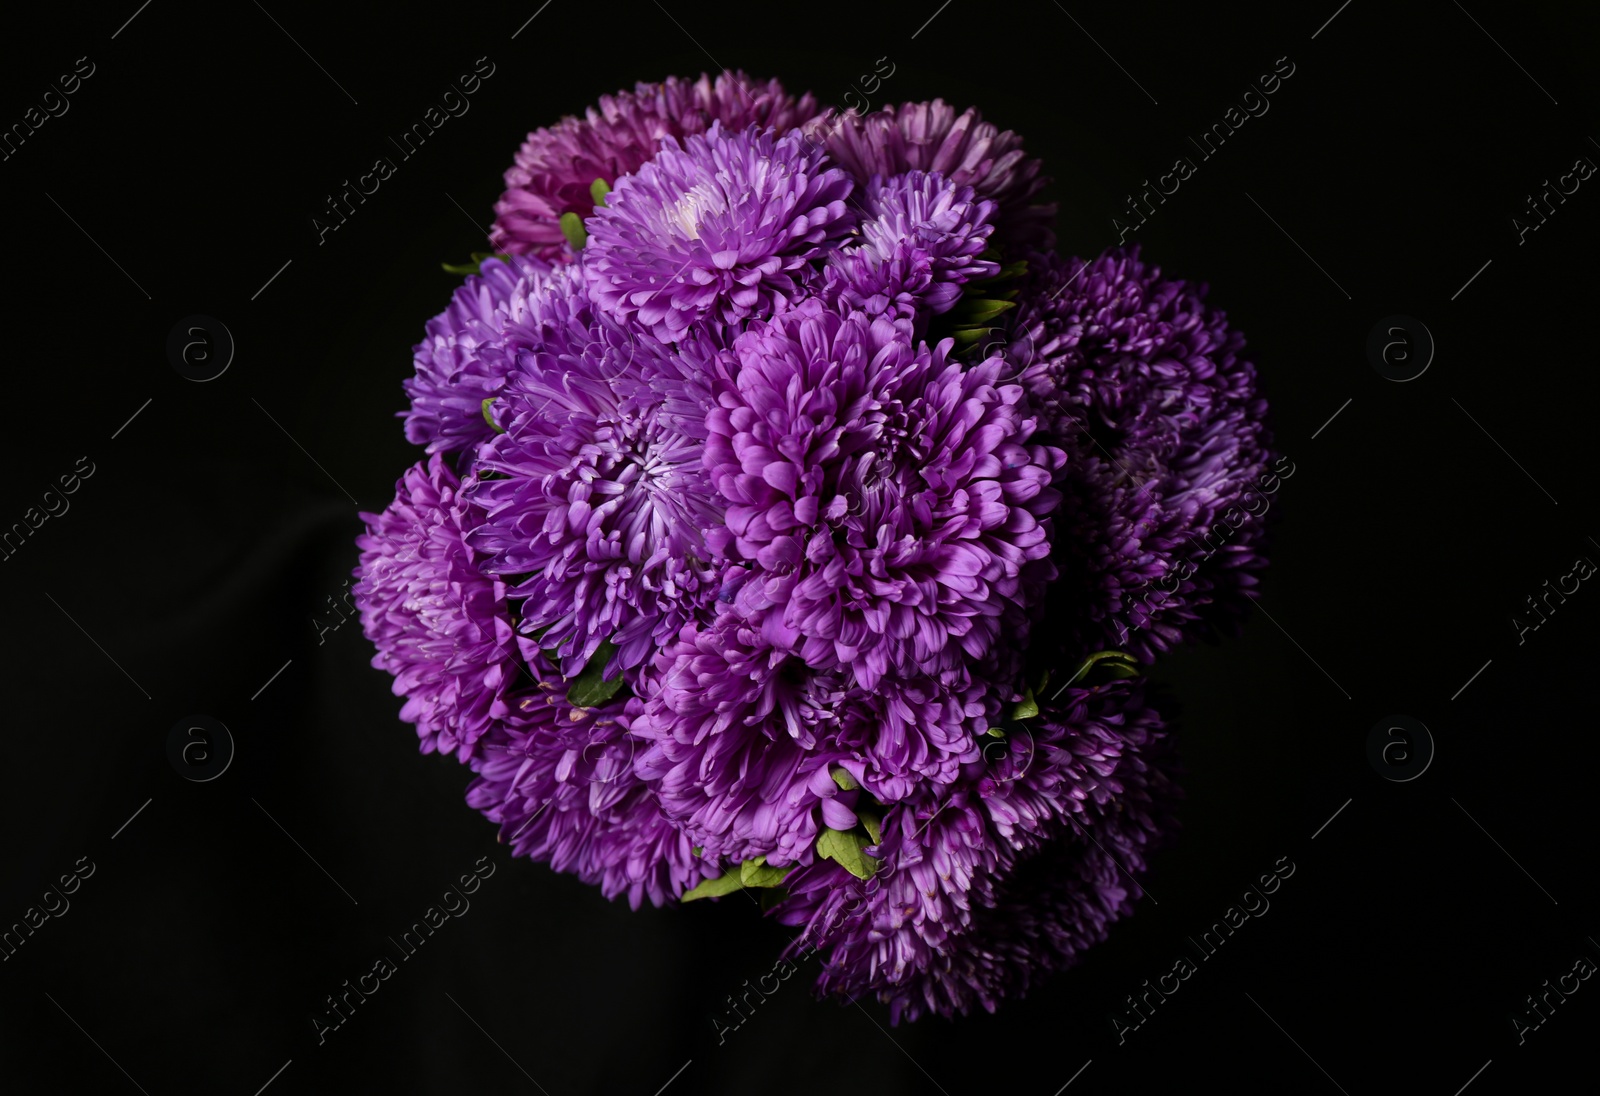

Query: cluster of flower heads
(355, 71), (1274, 1022)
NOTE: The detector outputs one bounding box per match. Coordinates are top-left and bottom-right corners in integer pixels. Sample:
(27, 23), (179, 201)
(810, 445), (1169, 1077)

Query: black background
(2, 1), (1596, 1093)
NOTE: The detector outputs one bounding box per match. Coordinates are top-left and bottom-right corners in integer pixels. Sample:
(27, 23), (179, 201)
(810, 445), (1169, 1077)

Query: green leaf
(859, 810), (882, 847)
(951, 326), (996, 347)
(692, 846), (703, 858)
(590, 178), (611, 206)
(739, 855), (792, 888)
(560, 211), (588, 250)
(566, 640), (624, 707)
(816, 827), (878, 881)
(481, 397), (503, 433)
(681, 871), (746, 902)
(986, 726), (1007, 738)
(1064, 649), (1141, 689)
(830, 766), (860, 791)
(954, 297), (1017, 324)
(1010, 686), (1039, 722)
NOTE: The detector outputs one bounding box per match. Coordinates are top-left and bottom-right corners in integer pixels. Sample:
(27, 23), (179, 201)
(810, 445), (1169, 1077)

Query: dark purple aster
(353, 454), (522, 761)
(824, 170), (999, 324)
(467, 660), (713, 909)
(463, 260), (722, 676)
(402, 256), (551, 455)
(491, 72), (821, 260)
(585, 123), (856, 342)
(773, 678), (1179, 1022)
(812, 99), (1055, 253)
(999, 248), (1275, 660)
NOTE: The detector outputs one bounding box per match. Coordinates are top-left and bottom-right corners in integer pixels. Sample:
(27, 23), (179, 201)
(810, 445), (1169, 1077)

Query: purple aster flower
(1000, 248), (1275, 660)
(824, 170), (999, 324)
(629, 610), (1021, 879)
(683, 301), (1066, 791)
(773, 678), (1180, 1022)
(491, 72), (821, 260)
(463, 259), (722, 677)
(811, 99), (1055, 253)
(468, 662), (712, 910)
(705, 302), (1064, 695)
(777, 788), (1005, 1015)
(585, 123), (856, 342)
(402, 255), (552, 455)
(628, 615), (852, 868)
(353, 454), (523, 761)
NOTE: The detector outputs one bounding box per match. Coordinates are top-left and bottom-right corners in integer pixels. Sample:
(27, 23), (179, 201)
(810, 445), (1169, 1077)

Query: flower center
(664, 182), (726, 241)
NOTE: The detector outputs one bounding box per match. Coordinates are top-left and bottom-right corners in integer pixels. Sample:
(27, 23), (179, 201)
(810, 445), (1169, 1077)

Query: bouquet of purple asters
(354, 72), (1274, 1023)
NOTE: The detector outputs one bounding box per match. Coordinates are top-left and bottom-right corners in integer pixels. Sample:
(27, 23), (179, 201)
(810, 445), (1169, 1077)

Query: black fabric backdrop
(2, 2), (1597, 1092)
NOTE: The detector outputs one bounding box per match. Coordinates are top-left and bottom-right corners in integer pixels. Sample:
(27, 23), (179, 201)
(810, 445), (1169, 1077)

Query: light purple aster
(402, 255), (552, 455)
(467, 659), (712, 910)
(353, 454), (522, 761)
(999, 248), (1274, 660)
(463, 260), (722, 677)
(491, 72), (821, 260)
(773, 678), (1180, 1022)
(811, 99), (1055, 253)
(824, 170), (999, 324)
(585, 123), (856, 342)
